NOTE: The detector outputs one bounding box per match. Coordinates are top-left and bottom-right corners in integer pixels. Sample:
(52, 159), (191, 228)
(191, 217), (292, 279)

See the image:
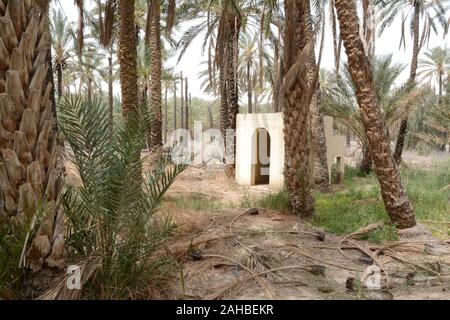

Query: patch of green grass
(243, 161), (450, 243)
(240, 190), (291, 215)
(312, 188), (394, 242)
(167, 193), (224, 211)
(253, 190), (291, 214)
(401, 162), (450, 226)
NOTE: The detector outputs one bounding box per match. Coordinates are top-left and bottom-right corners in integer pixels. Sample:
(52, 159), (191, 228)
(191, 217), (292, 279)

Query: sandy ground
(162, 165), (450, 300)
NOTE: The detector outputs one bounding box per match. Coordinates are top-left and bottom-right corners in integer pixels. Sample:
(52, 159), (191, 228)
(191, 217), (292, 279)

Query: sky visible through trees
(58, 0), (449, 100)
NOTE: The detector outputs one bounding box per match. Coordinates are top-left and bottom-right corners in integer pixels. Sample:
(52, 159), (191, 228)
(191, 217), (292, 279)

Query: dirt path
(161, 166), (450, 300)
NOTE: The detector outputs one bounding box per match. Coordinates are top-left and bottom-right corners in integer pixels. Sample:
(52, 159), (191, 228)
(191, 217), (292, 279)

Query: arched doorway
(252, 128), (271, 185)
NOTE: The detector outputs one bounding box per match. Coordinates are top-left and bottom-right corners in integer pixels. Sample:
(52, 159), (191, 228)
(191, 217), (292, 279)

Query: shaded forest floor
(160, 157), (450, 300)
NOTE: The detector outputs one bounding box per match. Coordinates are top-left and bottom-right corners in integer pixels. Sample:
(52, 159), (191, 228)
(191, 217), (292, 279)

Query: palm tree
(238, 33), (258, 113)
(50, 8), (72, 99)
(89, 0), (117, 127)
(418, 46), (450, 102)
(323, 55), (423, 174)
(237, 31), (275, 113)
(146, 0), (163, 151)
(0, 0), (65, 290)
(376, 0), (449, 162)
(118, 0), (138, 116)
(283, 0), (316, 218)
(177, 0), (256, 176)
(334, 0), (416, 229)
(304, 0), (330, 191)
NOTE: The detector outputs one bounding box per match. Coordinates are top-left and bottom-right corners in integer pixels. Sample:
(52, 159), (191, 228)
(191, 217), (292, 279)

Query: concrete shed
(235, 113), (345, 190)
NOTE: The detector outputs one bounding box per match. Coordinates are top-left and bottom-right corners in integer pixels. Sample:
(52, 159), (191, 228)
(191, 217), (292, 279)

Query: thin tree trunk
(305, 0), (329, 191)
(180, 73), (184, 130)
(108, 49), (114, 130)
(173, 79), (177, 131)
(393, 1), (420, 163)
(185, 77), (189, 131)
(148, 0), (162, 151)
(118, 0), (138, 117)
(272, 42), (280, 112)
(56, 63), (63, 99)
(334, 0), (416, 229)
(219, 60), (229, 147)
(87, 77), (93, 104)
(247, 60), (252, 113)
(164, 87), (168, 143)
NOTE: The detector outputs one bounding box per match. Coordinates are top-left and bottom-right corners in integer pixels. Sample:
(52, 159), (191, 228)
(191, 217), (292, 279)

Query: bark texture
(304, 1), (329, 191)
(283, 0), (315, 218)
(148, 0), (162, 150)
(0, 1), (65, 274)
(334, 0), (416, 229)
(118, 0), (138, 117)
(224, 9), (240, 178)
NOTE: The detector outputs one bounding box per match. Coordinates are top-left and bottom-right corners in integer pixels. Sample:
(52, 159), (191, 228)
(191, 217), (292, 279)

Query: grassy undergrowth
(165, 193), (225, 211)
(255, 161), (450, 243)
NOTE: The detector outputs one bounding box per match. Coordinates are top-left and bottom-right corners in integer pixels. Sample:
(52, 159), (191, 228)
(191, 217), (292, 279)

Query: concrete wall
(323, 116), (346, 182)
(235, 113), (345, 190)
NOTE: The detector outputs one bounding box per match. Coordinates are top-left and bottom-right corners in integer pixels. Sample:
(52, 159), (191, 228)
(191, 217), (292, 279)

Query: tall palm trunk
(184, 77), (188, 131)
(55, 62), (63, 99)
(224, 10), (241, 177)
(108, 48), (113, 129)
(147, 0), (162, 151)
(393, 1), (420, 163)
(118, 0), (138, 117)
(334, 0), (416, 229)
(283, 0), (315, 217)
(164, 87), (168, 143)
(272, 42), (281, 112)
(173, 79), (177, 131)
(247, 60), (252, 113)
(219, 61), (228, 146)
(0, 0), (65, 284)
(180, 73), (184, 130)
(305, 1), (329, 191)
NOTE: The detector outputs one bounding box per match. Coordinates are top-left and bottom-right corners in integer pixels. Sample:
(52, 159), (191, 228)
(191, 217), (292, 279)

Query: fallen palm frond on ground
(159, 165), (450, 300)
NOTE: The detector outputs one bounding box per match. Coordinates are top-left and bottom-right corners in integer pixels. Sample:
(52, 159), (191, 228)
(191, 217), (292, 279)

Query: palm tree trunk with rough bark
(55, 62), (62, 99)
(164, 87), (168, 143)
(283, 0), (315, 218)
(118, 0), (138, 117)
(180, 73), (184, 130)
(0, 1), (65, 294)
(393, 1), (420, 163)
(219, 62), (228, 147)
(108, 49), (113, 130)
(247, 60), (252, 113)
(173, 79), (177, 133)
(360, 143), (372, 175)
(334, 0), (416, 229)
(224, 10), (240, 178)
(184, 77), (188, 131)
(148, 0), (162, 151)
(304, 1), (329, 191)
